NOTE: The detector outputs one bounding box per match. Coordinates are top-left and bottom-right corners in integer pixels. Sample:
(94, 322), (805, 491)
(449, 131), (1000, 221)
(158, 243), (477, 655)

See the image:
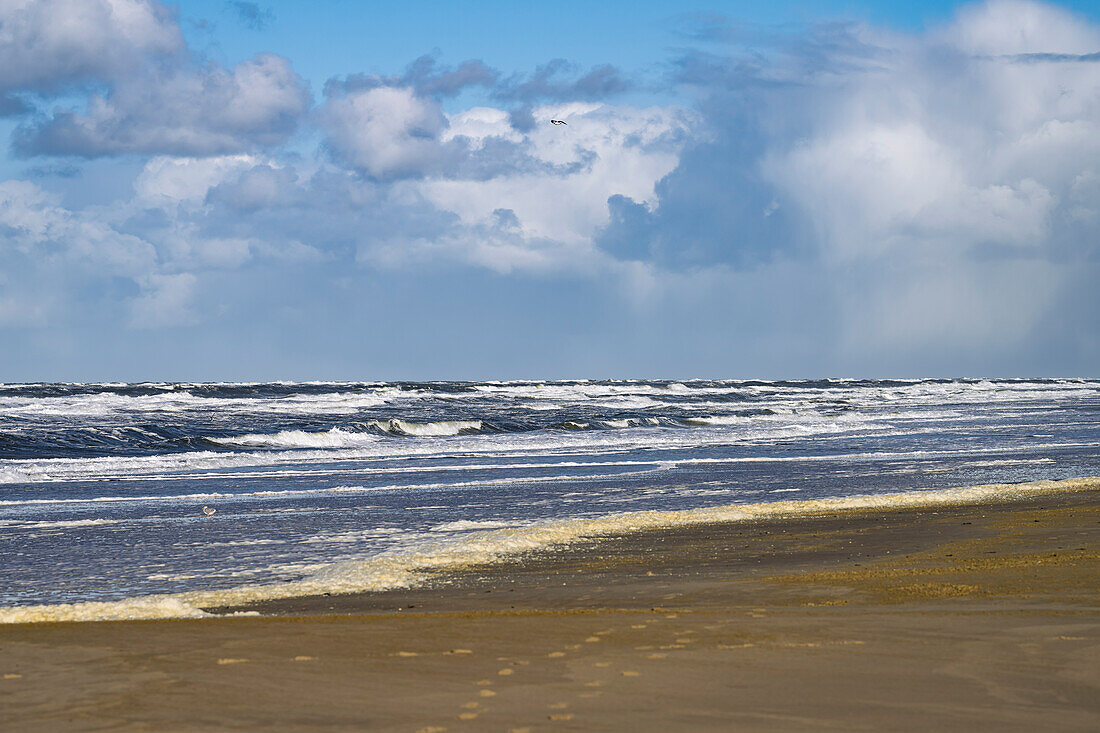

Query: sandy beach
(2, 483), (1098, 732)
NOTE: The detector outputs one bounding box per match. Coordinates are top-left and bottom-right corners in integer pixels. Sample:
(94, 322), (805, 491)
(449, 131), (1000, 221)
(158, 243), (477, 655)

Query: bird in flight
(550, 119), (567, 125)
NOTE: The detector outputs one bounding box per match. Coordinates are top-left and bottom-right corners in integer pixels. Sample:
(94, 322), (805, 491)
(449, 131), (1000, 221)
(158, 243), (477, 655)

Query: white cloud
(0, 179), (155, 274)
(320, 86), (451, 180)
(17, 54), (310, 157)
(1, 0), (1097, 375)
(134, 155), (262, 206)
(0, 0), (181, 92)
(420, 103), (693, 248)
(941, 0), (1100, 56)
(704, 1), (1100, 351)
(129, 272), (197, 328)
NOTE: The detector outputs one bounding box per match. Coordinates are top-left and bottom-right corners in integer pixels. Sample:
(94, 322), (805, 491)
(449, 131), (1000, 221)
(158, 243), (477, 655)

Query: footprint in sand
(475, 679), (492, 686)
(621, 670), (641, 677)
(547, 651), (566, 658)
(584, 636), (601, 643)
(216, 658), (248, 665)
(479, 690), (497, 698)
(394, 651), (420, 657)
(630, 624), (648, 629)
(498, 668), (515, 676)
(458, 712), (479, 720)
(548, 713), (574, 721)
(291, 656), (316, 662)
(594, 661), (611, 667)
(3, 674), (22, 679)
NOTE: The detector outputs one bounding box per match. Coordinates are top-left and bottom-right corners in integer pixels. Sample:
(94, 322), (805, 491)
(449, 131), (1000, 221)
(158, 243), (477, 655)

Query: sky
(1, 0), (1099, 380)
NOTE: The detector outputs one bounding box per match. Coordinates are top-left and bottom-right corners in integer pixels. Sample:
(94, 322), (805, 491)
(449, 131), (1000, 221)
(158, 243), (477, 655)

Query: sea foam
(1, 477), (1095, 625)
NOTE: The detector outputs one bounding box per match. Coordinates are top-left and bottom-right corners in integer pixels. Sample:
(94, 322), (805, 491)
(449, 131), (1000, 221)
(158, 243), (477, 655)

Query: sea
(1, 378), (1098, 622)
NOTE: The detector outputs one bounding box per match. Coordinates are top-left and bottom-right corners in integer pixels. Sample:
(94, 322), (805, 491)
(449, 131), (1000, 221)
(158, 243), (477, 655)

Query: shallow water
(1, 378), (1098, 618)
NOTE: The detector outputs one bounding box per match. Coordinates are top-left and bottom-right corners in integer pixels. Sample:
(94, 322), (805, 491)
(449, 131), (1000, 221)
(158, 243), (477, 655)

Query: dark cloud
(226, 1), (274, 30)
(495, 60), (632, 103)
(595, 125), (801, 271)
(0, 94), (31, 118)
(1002, 52), (1100, 63)
(324, 55), (498, 99)
(21, 163), (82, 179)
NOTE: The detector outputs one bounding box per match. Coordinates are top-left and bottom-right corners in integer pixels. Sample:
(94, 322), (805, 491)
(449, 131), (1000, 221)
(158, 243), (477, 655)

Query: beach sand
(2, 486), (1098, 731)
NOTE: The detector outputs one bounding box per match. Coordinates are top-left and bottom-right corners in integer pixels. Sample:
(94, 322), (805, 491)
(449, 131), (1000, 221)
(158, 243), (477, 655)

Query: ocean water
(1, 378), (1098, 622)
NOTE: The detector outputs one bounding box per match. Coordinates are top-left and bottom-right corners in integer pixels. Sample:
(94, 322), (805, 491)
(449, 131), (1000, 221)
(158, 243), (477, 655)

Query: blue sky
(1, 0), (1099, 380)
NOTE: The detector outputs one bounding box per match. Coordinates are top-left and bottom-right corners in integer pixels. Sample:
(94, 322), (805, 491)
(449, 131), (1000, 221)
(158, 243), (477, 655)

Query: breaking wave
(1, 477), (1095, 624)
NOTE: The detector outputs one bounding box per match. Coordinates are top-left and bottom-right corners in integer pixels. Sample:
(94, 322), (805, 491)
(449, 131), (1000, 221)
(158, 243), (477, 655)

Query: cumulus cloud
(1, 0), (1098, 376)
(15, 54), (310, 157)
(0, 0), (310, 156)
(423, 102), (693, 249)
(0, 0), (182, 93)
(319, 86), (454, 180)
(598, 0), (1100, 361)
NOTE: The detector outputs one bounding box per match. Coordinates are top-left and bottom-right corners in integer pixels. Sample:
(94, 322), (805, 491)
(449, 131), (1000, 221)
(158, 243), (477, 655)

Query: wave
(431, 519), (516, 532)
(0, 466), (34, 483)
(2, 477), (1095, 624)
(208, 420), (484, 449)
(210, 428), (381, 449)
(369, 419), (483, 437)
(2, 519), (121, 530)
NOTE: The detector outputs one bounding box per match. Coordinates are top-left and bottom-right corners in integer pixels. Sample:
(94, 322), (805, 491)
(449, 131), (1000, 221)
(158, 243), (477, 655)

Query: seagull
(550, 119), (567, 125)
(201, 506), (217, 518)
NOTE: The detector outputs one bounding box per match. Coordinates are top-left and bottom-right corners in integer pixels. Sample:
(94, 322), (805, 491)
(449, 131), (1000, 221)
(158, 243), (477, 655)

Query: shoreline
(212, 477), (1100, 618)
(2, 479), (1098, 730)
(4, 476), (1099, 624)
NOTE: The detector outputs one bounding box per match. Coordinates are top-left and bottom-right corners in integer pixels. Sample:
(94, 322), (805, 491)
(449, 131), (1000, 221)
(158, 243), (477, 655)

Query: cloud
(495, 60), (632, 103)
(325, 55), (499, 99)
(2, 0), (309, 158)
(14, 54), (310, 157)
(595, 0), (1100, 362)
(0, 93), (31, 117)
(0, 0), (182, 93)
(422, 103), (693, 250)
(319, 85), (454, 180)
(129, 272), (197, 327)
(1, 0), (1098, 376)
(226, 1), (273, 31)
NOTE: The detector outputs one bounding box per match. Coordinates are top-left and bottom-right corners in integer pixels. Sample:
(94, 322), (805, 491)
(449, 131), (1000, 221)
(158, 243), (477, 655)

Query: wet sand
(2, 486), (1098, 731)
